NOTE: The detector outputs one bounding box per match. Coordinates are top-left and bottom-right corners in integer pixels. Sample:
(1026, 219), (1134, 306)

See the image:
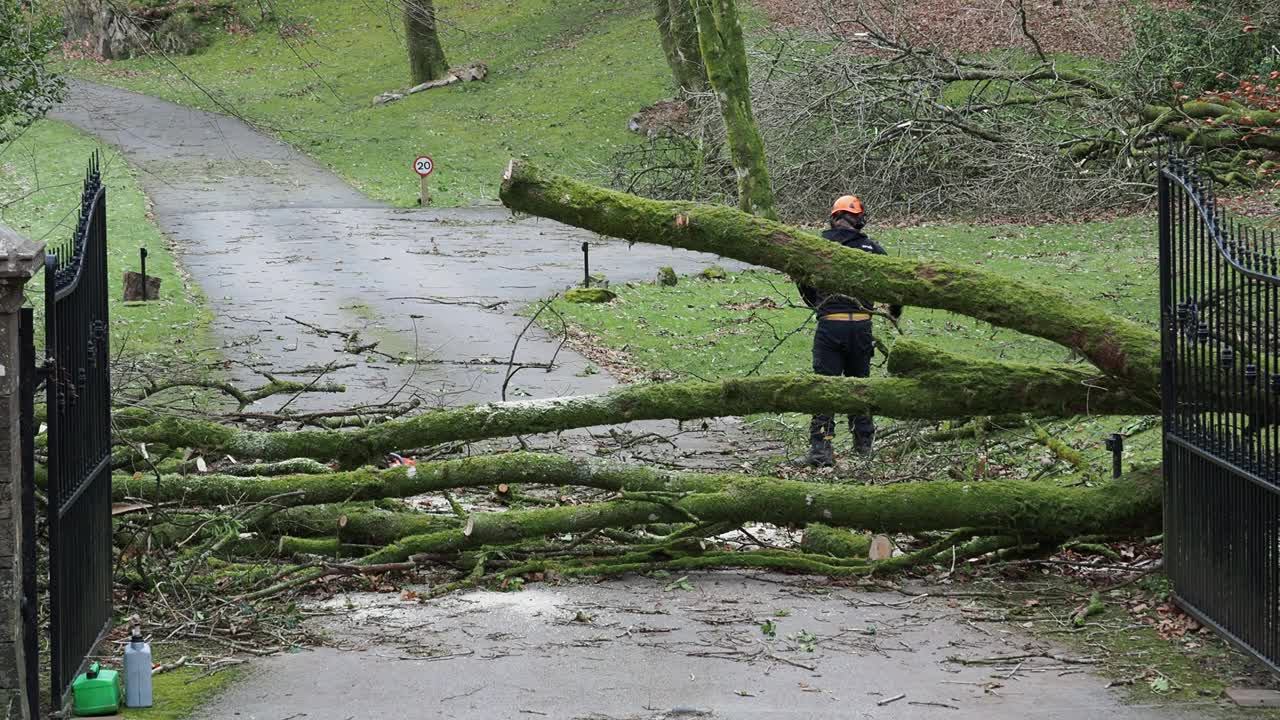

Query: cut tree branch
(120, 340), (1150, 465)
(499, 159), (1161, 393)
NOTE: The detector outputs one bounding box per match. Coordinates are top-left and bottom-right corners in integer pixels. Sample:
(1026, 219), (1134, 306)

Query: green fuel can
(72, 662), (121, 716)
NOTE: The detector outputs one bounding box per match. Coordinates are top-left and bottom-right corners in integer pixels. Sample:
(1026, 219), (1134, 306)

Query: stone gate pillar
(0, 224), (46, 720)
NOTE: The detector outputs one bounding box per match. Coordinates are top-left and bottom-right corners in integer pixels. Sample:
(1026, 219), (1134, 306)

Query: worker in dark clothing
(794, 195), (902, 467)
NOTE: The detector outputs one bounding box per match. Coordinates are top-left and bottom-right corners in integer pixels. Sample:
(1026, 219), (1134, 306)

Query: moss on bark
(1142, 103), (1280, 152)
(692, 0), (777, 219)
(404, 0), (448, 84)
(800, 524), (872, 558)
(112, 452), (726, 507)
(351, 462), (1162, 563)
(123, 345), (1149, 465)
(656, 0), (706, 94)
(499, 160), (1161, 395)
(114, 454), (1162, 560)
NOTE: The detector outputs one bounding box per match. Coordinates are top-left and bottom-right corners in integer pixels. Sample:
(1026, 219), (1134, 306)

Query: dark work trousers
(810, 319), (875, 443)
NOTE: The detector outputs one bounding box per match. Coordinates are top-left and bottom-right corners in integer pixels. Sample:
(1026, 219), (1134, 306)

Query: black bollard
(581, 241), (590, 287)
(1104, 433), (1124, 479)
(140, 248), (148, 302)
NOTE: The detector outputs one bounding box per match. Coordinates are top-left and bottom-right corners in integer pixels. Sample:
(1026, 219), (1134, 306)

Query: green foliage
(1126, 0), (1280, 95)
(790, 629), (817, 652)
(0, 1), (65, 142)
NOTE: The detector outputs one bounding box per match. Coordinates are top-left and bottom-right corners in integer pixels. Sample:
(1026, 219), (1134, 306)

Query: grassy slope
(0, 121), (209, 356)
(66, 0), (671, 207)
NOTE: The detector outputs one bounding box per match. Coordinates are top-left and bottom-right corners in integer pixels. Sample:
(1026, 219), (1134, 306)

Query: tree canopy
(0, 1), (65, 143)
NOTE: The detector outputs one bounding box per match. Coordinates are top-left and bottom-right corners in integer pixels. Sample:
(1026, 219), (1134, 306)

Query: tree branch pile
(611, 0), (1280, 220)
(103, 163), (1173, 607)
(115, 452), (1162, 603)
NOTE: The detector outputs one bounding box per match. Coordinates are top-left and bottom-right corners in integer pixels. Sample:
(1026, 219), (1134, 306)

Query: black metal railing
(1159, 155), (1280, 670)
(44, 152), (113, 707)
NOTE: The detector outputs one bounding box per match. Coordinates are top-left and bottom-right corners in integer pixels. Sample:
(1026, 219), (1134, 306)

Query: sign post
(413, 155), (434, 206)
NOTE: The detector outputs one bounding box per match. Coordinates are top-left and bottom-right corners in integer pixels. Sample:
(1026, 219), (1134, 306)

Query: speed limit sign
(413, 155), (434, 177)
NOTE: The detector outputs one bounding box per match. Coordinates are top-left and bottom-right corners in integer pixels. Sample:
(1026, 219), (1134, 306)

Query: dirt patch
(562, 325), (677, 384)
(629, 99), (692, 137)
(759, 0), (1188, 60)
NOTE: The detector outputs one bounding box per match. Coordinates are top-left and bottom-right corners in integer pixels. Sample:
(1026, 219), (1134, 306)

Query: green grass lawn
(119, 664), (244, 720)
(64, 0), (675, 207)
(0, 120), (210, 357)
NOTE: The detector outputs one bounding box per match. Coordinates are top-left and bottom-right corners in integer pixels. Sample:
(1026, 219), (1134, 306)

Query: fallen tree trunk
(122, 340), (1150, 465)
(1141, 103), (1280, 153)
(358, 464), (1162, 564)
(499, 160), (1161, 394)
(112, 452), (723, 507)
(115, 450), (1162, 558)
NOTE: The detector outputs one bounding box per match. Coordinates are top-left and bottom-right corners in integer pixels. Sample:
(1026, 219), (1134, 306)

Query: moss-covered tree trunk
(113, 451), (1163, 566)
(656, 0), (707, 94)
(121, 341), (1150, 465)
(500, 160), (1162, 394)
(359, 464), (1163, 564)
(691, 0), (777, 219)
(404, 0), (448, 84)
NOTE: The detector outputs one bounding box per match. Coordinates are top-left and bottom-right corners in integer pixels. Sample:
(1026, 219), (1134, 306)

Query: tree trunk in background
(691, 0), (777, 219)
(404, 0), (449, 84)
(655, 0), (707, 94)
(61, 0), (151, 59)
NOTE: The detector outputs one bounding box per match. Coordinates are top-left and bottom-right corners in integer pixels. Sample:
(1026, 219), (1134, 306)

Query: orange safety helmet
(830, 195), (866, 218)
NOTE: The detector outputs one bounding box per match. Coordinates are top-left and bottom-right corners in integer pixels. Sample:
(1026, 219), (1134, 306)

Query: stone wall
(0, 225), (47, 720)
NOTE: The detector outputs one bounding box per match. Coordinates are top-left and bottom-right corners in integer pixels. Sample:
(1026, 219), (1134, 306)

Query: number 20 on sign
(414, 155), (434, 205)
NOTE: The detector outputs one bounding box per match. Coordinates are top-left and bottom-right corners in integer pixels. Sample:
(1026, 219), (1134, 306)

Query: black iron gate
(19, 307), (39, 720)
(1159, 157), (1280, 670)
(41, 153), (114, 708)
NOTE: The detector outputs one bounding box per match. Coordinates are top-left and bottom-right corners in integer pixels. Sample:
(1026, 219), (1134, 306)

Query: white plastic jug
(123, 627), (153, 708)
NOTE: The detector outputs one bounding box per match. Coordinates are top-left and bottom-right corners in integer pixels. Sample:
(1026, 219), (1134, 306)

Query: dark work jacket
(798, 228), (904, 318)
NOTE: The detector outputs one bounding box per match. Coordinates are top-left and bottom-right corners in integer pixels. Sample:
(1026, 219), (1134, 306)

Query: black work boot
(854, 432), (874, 456)
(793, 437), (835, 468)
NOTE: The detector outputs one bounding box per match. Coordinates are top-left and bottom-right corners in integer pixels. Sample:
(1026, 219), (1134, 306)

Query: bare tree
(403, 0), (448, 84)
(692, 0), (777, 219)
(655, 0), (706, 94)
(614, 0), (1279, 221)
